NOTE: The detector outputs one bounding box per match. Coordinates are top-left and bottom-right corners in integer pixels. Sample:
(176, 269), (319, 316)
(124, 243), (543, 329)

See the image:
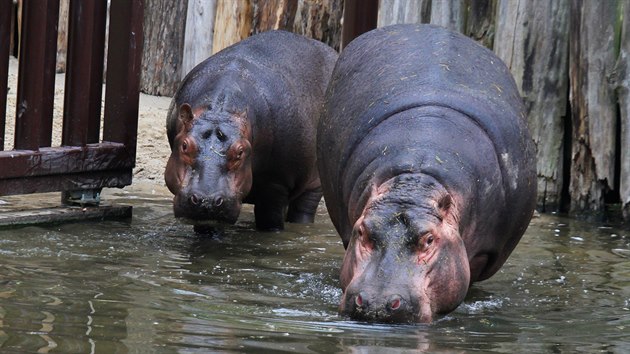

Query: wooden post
(182, 0), (217, 79)
(293, 0), (344, 51)
(0, 0), (11, 151)
(62, 0), (108, 147)
(56, 0), (69, 73)
(340, 0), (378, 49)
(140, 0), (187, 96)
(377, 0), (431, 27)
(15, 0), (60, 150)
(616, 0), (630, 219)
(252, 0), (298, 33)
(430, 0), (465, 33)
(212, 0), (253, 54)
(463, 0), (496, 49)
(568, 0), (620, 215)
(103, 0), (144, 153)
(494, 0), (570, 212)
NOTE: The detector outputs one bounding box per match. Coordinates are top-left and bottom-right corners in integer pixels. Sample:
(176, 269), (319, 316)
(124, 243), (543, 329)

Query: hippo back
(168, 30), (338, 149)
(318, 24), (536, 279)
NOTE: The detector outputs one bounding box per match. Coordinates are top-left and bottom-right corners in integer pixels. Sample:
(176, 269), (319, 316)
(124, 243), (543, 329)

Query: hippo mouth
(172, 194), (241, 225)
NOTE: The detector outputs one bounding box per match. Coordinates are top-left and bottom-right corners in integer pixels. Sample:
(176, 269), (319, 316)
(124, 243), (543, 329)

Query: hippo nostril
(355, 291), (368, 309)
(190, 194), (200, 206)
(388, 294), (403, 311)
(213, 196), (224, 207)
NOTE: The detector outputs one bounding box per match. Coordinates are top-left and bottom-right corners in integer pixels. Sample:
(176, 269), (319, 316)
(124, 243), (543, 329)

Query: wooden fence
(0, 0), (143, 207)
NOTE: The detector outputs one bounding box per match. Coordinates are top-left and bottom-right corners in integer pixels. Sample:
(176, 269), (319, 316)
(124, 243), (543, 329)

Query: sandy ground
(4, 56), (172, 187)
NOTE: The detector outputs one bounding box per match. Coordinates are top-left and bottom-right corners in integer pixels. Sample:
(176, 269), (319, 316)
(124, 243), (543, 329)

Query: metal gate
(0, 0), (143, 218)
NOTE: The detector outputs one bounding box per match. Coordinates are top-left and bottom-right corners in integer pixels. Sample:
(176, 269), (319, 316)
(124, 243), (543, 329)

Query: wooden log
(494, 0), (570, 212)
(377, 0), (431, 27)
(292, 0), (344, 51)
(430, 0), (465, 33)
(140, 0), (187, 96)
(182, 0), (216, 79)
(568, 0), (620, 215)
(212, 0), (252, 54)
(617, 0), (630, 219)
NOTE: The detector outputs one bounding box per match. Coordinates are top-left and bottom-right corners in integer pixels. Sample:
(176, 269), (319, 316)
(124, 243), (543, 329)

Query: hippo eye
(216, 128), (227, 142)
(424, 234), (435, 249)
(181, 141), (188, 153)
(236, 147), (244, 159)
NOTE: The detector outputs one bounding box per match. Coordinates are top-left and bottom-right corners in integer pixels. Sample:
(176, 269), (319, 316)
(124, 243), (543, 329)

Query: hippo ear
(179, 103), (194, 125)
(437, 194), (452, 221)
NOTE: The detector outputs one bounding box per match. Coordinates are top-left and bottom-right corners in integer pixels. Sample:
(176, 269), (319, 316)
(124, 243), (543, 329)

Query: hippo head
(165, 103), (252, 225)
(339, 174), (470, 323)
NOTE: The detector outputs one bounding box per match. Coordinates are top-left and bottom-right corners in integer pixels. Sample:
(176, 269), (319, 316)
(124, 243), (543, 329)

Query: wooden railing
(0, 0), (143, 204)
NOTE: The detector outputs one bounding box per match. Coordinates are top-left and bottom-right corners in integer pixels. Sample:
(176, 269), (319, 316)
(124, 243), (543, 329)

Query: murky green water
(0, 184), (629, 353)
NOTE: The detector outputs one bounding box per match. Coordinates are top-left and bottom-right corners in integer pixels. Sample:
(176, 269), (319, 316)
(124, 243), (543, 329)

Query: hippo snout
(173, 190), (241, 224)
(343, 290), (417, 323)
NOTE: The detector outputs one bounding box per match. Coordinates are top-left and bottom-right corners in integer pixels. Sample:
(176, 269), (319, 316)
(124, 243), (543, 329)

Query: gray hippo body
(317, 24), (536, 322)
(166, 30), (337, 231)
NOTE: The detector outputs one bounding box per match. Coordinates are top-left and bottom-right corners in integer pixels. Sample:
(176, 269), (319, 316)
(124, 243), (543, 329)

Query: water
(0, 184), (629, 353)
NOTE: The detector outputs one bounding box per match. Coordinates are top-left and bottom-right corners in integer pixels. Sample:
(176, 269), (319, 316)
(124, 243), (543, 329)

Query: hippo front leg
(287, 186), (322, 224)
(254, 184), (289, 231)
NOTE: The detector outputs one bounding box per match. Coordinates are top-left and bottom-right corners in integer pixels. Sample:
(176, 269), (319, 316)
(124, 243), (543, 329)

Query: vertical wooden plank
(140, 0), (188, 96)
(377, 0), (431, 27)
(182, 0), (217, 79)
(430, 0), (465, 33)
(292, 0), (344, 51)
(0, 0), (11, 151)
(494, 0), (570, 212)
(14, 0), (60, 150)
(103, 0), (144, 158)
(212, 0), (253, 54)
(569, 0), (620, 214)
(341, 0), (378, 49)
(62, 0), (107, 147)
(617, 0), (630, 219)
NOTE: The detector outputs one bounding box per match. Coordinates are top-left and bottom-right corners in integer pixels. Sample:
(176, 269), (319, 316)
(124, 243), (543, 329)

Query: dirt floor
(4, 56), (173, 187)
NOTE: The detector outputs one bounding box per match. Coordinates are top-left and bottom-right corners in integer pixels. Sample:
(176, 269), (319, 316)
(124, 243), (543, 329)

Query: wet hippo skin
(165, 30), (337, 231)
(317, 24), (536, 323)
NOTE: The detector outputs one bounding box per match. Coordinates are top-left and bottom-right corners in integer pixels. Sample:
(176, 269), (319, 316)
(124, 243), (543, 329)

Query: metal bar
(0, 170), (132, 197)
(103, 0), (144, 162)
(340, 0), (378, 50)
(14, 0), (60, 150)
(0, 142), (133, 179)
(0, 0), (12, 151)
(62, 0), (108, 146)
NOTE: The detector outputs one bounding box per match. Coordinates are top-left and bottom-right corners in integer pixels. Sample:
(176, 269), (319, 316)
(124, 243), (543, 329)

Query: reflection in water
(0, 184), (628, 352)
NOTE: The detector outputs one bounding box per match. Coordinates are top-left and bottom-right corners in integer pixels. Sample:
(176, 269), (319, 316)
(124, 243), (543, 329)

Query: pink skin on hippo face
(165, 103), (253, 225)
(339, 175), (470, 323)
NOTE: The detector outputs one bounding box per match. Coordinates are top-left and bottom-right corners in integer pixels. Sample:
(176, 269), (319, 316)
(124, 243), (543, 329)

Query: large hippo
(166, 30), (337, 231)
(317, 24), (536, 323)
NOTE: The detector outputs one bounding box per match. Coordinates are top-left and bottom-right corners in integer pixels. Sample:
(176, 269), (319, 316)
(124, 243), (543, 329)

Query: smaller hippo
(317, 24), (536, 323)
(165, 30), (337, 231)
